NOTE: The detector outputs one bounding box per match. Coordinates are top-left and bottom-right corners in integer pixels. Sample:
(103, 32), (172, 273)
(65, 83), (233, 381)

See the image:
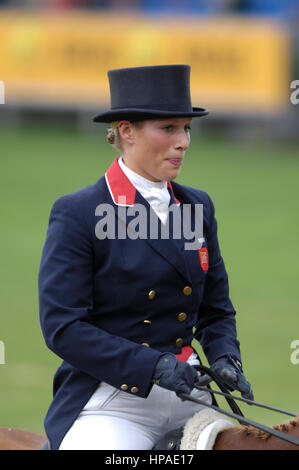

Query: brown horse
(213, 415), (299, 450)
(1, 415), (299, 450)
(0, 428), (46, 450)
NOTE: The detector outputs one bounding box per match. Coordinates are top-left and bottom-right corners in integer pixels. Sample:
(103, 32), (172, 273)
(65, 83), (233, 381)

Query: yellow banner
(0, 10), (291, 114)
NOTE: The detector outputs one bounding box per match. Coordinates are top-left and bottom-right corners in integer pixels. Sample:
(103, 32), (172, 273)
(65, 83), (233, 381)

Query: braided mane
(241, 416), (299, 440)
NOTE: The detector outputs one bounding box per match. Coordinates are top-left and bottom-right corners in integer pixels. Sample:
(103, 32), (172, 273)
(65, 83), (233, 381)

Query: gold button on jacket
(148, 290), (156, 300)
(178, 312), (187, 322)
(176, 338), (183, 348)
(183, 286), (192, 295)
(131, 386), (139, 393)
(120, 384), (128, 391)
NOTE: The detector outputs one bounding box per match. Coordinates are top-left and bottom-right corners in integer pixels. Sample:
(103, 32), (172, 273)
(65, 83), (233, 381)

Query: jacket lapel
(105, 157), (191, 283)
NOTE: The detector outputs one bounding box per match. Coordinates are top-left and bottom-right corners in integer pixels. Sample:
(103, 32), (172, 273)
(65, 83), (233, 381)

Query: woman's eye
(185, 126), (191, 132)
(163, 125), (173, 131)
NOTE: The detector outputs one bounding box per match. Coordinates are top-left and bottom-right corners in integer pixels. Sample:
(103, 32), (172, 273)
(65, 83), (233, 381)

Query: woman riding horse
(38, 64), (253, 450)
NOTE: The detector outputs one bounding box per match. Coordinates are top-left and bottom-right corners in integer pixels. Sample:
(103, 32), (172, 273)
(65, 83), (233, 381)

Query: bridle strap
(195, 364), (244, 421)
(181, 363), (299, 446)
(195, 363), (297, 418)
(195, 384), (297, 418)
(177, 392), (299, 446)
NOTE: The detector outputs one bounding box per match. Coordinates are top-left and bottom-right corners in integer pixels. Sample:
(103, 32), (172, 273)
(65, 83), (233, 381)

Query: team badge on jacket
(198, 247), (209, 271)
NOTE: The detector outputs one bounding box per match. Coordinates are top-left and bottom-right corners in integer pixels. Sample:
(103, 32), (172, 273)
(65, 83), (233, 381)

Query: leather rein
(178, 364), (299, 447)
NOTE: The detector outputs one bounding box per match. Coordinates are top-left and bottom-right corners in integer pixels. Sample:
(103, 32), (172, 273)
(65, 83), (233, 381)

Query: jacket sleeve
(195, 194), (241, 365)
(38, 196), (162, 397)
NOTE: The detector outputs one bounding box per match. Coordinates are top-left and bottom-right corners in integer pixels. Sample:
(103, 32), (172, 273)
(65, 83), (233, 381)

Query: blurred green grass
(0, 123), (298, 435)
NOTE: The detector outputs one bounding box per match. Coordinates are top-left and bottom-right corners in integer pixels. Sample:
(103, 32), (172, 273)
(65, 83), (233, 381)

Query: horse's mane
(240, 415), (299, 441)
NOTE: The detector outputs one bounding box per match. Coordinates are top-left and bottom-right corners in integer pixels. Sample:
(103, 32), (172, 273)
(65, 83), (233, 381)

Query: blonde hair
(106, 121), (123, 152)
(106, 120), (144, 152)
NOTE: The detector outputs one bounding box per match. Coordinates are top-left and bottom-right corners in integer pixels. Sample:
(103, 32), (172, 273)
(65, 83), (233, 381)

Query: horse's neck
(213, 423), (299, 450)
(0, 428), (46, 450)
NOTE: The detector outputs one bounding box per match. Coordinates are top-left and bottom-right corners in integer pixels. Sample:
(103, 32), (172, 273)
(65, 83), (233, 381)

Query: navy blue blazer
(38, 157), (241, 449)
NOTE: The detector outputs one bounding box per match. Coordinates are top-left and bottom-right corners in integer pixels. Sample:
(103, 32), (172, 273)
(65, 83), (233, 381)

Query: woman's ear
(118, 121), (135, 146)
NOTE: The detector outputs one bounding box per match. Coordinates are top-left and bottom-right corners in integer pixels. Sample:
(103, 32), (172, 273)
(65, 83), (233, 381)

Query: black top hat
(93, 64), (208, 123)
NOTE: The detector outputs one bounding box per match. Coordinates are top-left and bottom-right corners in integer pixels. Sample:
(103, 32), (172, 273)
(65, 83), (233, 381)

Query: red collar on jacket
(105, 157), (180, 207)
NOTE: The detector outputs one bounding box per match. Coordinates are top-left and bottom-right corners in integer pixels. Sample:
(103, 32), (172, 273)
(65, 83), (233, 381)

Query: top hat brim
(92, 106), (209, 123)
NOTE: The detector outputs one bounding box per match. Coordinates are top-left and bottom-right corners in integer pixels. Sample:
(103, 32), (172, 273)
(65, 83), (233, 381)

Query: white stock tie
(142, 186), (170, 224)
(118, 157), (170, 224)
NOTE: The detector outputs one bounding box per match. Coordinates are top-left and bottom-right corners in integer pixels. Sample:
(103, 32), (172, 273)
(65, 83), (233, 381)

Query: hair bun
(106, 128), (116, 145)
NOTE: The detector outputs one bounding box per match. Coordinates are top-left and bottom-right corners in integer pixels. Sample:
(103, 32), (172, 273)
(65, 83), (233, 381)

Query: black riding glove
(210, 353), (254, 401)
(152, 353), (210, 395)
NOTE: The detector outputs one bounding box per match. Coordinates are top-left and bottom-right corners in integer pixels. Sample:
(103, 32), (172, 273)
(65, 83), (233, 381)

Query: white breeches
(59, 382), (212, 450)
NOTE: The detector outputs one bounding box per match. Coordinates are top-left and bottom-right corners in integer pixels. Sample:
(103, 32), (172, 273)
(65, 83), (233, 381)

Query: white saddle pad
(180, 408), (234, 450)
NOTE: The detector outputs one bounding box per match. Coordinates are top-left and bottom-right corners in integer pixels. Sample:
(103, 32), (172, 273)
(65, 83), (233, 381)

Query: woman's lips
(167, 158), (183, 167)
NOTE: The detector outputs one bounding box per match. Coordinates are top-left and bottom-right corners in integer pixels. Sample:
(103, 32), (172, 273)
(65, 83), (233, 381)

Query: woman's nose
(175, 130), (190, 151)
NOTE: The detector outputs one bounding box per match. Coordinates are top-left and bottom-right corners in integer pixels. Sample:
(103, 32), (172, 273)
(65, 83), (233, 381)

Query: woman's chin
(164, 168), (181, 181)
